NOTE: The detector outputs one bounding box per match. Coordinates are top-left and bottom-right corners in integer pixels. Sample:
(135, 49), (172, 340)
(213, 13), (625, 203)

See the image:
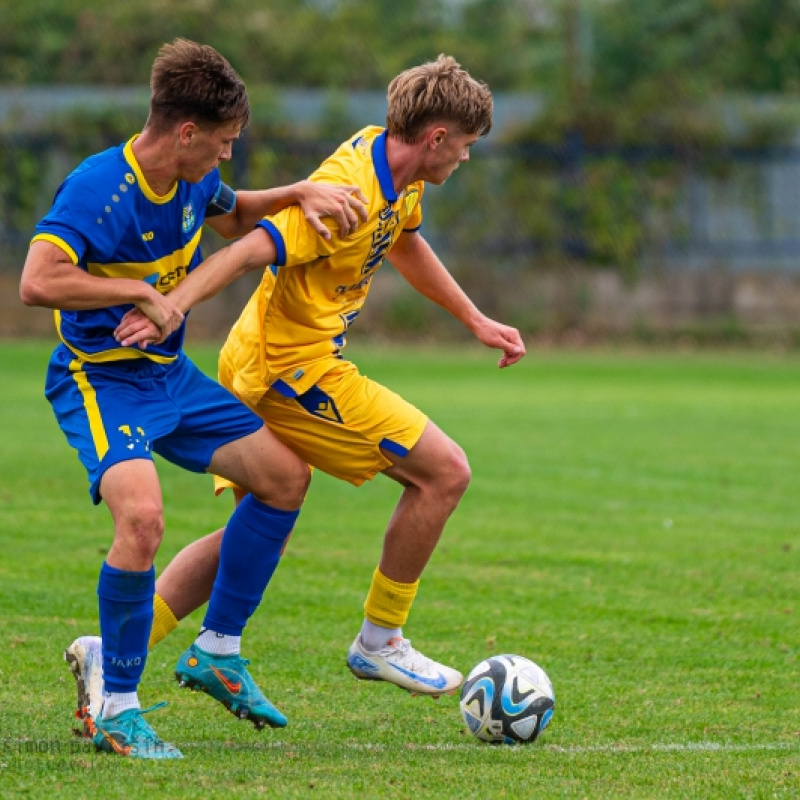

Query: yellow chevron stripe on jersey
(55, 310), (177, 365)
(86, 226), (203, 293)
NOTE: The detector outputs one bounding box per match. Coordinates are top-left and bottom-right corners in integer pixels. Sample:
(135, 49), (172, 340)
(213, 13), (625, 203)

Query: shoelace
(139, 700), (168, 716)
(97, 701), (172, 755)
(124, 701), (172, 742)
(387, 638), (437, 674)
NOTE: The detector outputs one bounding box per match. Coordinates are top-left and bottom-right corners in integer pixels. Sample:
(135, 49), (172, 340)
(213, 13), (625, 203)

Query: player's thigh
(382, 418), (470, 491)
(44, 348), (172, 504)
(207, 425), (310, 507)
(260, 362), (428, 485)
(153, 355), (265, 475)
(154, 356), (311, 505)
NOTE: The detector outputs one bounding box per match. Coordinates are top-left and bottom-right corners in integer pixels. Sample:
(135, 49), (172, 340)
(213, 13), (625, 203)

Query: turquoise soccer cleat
(175, 643), (287, 730)
(92, 702), (182, 759)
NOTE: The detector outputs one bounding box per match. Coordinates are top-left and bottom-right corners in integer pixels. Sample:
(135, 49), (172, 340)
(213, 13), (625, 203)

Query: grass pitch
(1, 340), (798, 798)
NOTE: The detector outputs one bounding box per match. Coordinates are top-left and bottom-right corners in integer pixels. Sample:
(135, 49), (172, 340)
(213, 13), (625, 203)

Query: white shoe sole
(64, 637), (103, 738)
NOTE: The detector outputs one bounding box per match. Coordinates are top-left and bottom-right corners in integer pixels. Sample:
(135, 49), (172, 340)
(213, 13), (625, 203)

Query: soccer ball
(459, 654), (555, 745)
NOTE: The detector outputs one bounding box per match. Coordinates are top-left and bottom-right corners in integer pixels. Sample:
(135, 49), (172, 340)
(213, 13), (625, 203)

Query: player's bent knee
(447, 446), (472, 497)
(275, 458), (312, 506)
(430, 441), (471, 500)
(116, 502), (165, 560)
(247, 457), (311, 509)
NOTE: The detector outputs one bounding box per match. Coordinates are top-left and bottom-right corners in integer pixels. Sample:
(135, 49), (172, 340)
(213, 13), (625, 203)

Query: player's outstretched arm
(388, 231), (526, 368)
(207, 182), (368, 241)
(114, 226), (276, 348)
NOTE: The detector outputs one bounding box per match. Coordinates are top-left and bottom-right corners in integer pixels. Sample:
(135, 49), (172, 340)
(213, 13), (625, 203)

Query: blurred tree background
(4, 0), (800, 96)
(4, 0), (800, 343)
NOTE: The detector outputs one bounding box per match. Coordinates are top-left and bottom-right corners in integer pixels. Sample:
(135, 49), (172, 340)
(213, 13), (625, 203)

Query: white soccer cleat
(346, 635), (463, 697)
(64, 635), (104, 738)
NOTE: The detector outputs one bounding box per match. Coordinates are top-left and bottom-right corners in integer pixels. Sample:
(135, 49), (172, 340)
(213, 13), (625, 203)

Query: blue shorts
(45, 345), (264, 504)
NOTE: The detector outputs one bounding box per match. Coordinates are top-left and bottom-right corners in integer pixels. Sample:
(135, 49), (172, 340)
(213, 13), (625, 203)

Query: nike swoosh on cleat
(210, 666), (242, 694)
(388, 664), (449, 690)
(348, 653), (380, 675)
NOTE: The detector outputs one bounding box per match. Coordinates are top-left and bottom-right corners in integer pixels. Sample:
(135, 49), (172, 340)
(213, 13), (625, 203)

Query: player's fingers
(122, 329), (163, 348)
(340, 198), (360, 232)
(343, 186), (369, 221)
(502, 328), (526, 354)
(496, 330), (525, 368)
(113, 322), (137, 341)
(306, 212), (332, 241)
(116, 317), (161, 345)
(119, 330), (147, 347)
(498, 349), (525, 368)
(326, 199), (358, 237)
(117, 325), (148, 346)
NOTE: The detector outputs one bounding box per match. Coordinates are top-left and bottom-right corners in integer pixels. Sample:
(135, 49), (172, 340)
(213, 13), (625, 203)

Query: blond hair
(147, 39), (250, 131)
(386, 54), (493, 143)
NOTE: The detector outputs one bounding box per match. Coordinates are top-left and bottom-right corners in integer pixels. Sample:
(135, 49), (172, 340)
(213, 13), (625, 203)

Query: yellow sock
(149, 593), (178, 649)
(363, 567), (419, 628)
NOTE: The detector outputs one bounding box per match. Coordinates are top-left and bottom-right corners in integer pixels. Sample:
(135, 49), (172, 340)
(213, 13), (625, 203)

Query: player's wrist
(290, 179), (311, 203)
(128, 279), (161, 307)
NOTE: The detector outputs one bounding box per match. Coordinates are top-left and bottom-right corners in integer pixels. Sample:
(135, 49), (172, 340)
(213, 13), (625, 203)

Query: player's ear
(179, 122), (198, 147)
(428, 126), (448, 150)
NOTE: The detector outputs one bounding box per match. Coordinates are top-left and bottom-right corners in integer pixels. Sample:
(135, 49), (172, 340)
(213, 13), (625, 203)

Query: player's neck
(131, 131), (180, 197)
(384, 135), (424, 194)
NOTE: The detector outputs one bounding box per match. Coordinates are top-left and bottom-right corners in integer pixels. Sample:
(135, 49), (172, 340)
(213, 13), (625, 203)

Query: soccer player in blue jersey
(89, 55), (526, 704)
(20, 39), (366, 760)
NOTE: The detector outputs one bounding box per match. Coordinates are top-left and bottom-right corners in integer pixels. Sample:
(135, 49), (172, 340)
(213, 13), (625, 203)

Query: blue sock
(97, 562), (154, 695)
(203, 495), (299, 637)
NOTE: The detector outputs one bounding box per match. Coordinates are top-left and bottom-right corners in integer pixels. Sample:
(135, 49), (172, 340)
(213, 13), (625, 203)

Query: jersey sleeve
(33, 176), (127, 266)
(256, 204), (340, 267)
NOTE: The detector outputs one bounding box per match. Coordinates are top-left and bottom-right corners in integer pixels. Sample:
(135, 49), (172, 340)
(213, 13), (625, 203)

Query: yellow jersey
(221, 126), (424, 406)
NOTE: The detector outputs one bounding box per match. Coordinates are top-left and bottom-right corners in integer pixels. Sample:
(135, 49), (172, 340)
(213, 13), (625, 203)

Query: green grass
(1, 340), (799, 798)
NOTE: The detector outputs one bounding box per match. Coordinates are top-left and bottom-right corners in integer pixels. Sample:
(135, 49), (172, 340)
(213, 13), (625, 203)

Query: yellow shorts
(214, 358), (428, 493)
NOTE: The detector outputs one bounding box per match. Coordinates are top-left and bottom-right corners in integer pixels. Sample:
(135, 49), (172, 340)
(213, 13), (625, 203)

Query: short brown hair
(386, 54), (493, 144)
(147, 39), (250, 131)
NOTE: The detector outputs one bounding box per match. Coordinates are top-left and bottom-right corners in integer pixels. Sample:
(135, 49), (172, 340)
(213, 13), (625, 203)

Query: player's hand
(114, 306), (175, 350)
(296, 180), (368, 240)
(136, 289), (184, 335)
(474, 317), (526, 368)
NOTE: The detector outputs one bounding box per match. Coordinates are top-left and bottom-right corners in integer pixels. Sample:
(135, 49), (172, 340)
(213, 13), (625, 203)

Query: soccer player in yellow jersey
(77, 54), (525, 705)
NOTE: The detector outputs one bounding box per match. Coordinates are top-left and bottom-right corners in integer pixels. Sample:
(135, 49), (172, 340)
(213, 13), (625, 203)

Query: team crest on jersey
(182, 203), (196, 234)
(353, 135), (370, 156)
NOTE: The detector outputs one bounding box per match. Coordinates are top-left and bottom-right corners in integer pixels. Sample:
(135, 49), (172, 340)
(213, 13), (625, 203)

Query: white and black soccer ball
(459, 654), (555, 745)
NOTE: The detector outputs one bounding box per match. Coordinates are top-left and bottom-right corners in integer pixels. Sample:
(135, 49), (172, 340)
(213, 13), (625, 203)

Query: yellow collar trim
(123, 135), (178, 205)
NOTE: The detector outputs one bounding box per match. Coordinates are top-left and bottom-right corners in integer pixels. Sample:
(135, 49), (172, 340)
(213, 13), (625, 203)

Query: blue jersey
(32, 136), (227, 364)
